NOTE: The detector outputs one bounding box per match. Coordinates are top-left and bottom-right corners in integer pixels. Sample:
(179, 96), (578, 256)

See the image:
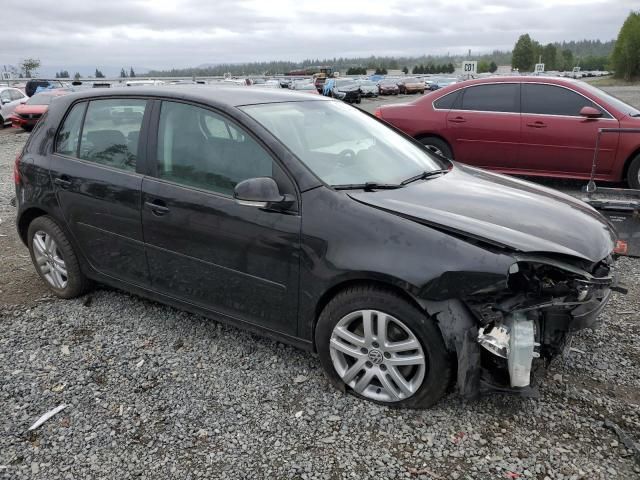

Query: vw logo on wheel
(368, 349), (384, 365)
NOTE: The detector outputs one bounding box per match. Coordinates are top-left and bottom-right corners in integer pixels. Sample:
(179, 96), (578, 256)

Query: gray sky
(1, 0), (635, 72)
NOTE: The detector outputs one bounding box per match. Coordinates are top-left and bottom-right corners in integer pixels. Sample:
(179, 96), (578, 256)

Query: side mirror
(579, 106), (603, 119)
(234, 177), (294, 209)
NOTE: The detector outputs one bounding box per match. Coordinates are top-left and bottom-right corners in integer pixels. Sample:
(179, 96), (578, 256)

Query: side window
(78, 99), (147, 171)
(0, 90), (10, 103)
(460, 84), (519, 113)
(55, 102), (86, 156)
(157, 101), (274, 196)
(10, 90), (25, 101)
(522, 84), (608, 117)
(433, 90), (461, 110)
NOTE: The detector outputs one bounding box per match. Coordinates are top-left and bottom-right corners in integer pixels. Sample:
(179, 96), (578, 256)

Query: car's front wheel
(316, 286), (452, 408)
(628, 154), (640, 189)
(27, 216), (91, 298)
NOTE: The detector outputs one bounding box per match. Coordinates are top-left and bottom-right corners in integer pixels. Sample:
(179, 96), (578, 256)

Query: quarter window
(0, 90), (10, 103)
(156, 101), (274, 195)
(78, 99), (147, 171)
(433, 90), (461, 110)
(460, 84), (519, 113)
(55, 102), (86, 156)
(522, 84), (607, 117)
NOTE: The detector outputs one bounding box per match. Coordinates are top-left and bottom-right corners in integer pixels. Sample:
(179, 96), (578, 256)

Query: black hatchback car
(15, 87), (618, 408)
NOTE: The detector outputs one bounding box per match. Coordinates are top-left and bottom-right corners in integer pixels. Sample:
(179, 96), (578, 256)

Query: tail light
(614, 240), (628, 255)
(374, 107), (383, 119)
(14, 152), (22, 185)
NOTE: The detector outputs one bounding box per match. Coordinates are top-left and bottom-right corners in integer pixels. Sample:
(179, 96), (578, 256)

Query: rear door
(519, 83), (620, 175)
(445, 83), (521, 169)
(141, 100), (301, 336)
(50, 97), (151, 286)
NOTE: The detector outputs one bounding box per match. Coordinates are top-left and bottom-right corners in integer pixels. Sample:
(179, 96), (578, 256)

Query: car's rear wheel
(23, 125), (33, 132)
(27, 216), (91, 298)
(419, 136), (453, 160)
(628, 154), (640, 189)
(315, 286), (451, 408)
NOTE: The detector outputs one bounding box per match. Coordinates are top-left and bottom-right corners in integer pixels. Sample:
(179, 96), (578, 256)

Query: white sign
(1, 72), (13, 80)
(462, 61), (477, 75)
(572, 66), (581, 73)
(534, 63), (545, 74)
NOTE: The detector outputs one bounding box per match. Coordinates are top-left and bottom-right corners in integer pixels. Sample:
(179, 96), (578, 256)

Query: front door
(519, 83), (620, 176)
(50, 98), (151, 286)
(445, 83), (521, 169)
(141, 100), (301, 336)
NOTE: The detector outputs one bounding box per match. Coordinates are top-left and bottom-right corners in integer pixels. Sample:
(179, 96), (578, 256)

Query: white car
(0, 87), (27, 126)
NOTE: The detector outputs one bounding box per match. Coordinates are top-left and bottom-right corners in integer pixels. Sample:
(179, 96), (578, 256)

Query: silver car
(0, 87), (27, 126)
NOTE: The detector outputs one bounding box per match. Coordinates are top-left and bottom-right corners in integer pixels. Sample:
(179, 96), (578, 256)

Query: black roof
(61, 85), (327, 108)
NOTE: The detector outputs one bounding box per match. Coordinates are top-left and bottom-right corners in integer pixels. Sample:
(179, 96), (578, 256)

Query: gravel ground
(1, 126), (640, 479)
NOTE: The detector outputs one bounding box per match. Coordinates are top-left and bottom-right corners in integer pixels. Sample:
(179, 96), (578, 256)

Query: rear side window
(460, 83), (519, 113)
(78, 99), (147, 171)
(156, 101), (274, 196)
(433, 90), (461, 110)
(522, 84), (608, 117)
(55, 102), (86, 156)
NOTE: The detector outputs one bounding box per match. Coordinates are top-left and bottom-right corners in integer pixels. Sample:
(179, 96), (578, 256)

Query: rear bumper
(11, 116), (38, 128)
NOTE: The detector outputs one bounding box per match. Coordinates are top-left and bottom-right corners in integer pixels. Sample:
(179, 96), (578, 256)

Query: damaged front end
(427, 253), (621, 399)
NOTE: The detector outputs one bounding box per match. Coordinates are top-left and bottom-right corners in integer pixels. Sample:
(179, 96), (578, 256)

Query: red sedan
(11, 90), (69, 131)
(375, 77), (640, 189)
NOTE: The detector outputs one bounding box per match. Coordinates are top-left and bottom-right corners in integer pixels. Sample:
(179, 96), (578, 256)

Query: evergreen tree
(542, 44), (557, 70)
(612, 11), (640, 80)
(512, 34), (535, 71)
(130, 67), (136, 77)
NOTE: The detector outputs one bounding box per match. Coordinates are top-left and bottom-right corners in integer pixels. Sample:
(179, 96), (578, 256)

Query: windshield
(241, 100), (443, 187)
(581, 82), (640, 117)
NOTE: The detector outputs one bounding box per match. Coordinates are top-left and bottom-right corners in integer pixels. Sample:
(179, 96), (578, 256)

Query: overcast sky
(1, 0), (635, 73)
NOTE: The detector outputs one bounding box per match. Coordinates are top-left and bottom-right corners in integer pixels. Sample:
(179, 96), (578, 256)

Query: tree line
(511, 10), (640, 80)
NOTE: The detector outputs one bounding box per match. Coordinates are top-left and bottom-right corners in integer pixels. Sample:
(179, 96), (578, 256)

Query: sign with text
(462, 61), (477, 75)
(534, 63), (545, 74)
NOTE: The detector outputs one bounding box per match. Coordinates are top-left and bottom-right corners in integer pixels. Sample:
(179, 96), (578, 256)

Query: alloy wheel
(329, 309), (426, 402)
(32, 230), (68, 289)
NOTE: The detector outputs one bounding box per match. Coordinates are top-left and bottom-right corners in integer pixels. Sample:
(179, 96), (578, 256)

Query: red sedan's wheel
(628, 154), (640, 190)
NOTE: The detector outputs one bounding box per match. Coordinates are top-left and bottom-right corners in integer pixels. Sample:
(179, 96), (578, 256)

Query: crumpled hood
(348, 163), (617, 262)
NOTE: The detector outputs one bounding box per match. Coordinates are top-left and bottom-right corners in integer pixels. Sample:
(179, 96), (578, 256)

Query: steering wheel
(337, 149), (357, 167)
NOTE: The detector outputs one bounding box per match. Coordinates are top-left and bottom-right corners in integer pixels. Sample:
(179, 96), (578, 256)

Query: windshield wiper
(401, 169), (449, 185)
(333, 182), (402, 191)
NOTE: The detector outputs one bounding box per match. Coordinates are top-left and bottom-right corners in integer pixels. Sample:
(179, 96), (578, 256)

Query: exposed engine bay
(425, 253), (624, 398)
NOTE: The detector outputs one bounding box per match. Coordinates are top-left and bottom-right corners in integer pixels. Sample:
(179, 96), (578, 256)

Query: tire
(628, 154), (640, 189)
(315, 285), (452, 408)
(419, 136), (453, 160)
(27, 216), (91, 298)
